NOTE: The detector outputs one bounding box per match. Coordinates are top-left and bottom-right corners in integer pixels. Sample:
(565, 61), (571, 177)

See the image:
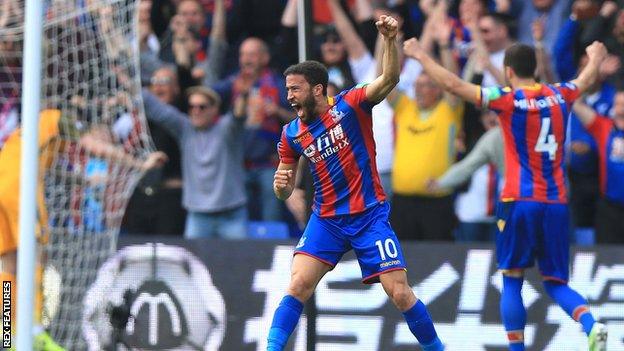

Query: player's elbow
(377, 75), (400, 100)
(385, 74), (400, 88)
(446, 79), (474, 103)
(443, 76), (463, 94)
(580, 77), (597, 94)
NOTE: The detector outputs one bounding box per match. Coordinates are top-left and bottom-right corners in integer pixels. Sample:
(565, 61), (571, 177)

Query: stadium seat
(247, 221), (290, 239)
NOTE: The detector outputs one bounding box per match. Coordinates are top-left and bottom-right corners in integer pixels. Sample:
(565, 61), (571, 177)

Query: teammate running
(403, 36), (608, 351)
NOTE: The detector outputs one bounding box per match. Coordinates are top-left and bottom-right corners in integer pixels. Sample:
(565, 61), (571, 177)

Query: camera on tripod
(105, 289), (136, 351)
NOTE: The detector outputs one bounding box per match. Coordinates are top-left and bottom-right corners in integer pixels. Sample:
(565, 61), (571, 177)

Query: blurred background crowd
(1, 0), (624, 245)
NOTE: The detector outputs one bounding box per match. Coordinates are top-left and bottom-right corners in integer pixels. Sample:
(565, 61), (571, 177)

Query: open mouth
(291, 103), (303, 117)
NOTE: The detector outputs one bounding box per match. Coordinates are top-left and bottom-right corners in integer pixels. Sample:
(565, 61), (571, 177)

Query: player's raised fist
(376, 15), (398, 40)
(273, 169), (293, 190)
(403, 37), (423, 60)
(586, 41), (607, 62)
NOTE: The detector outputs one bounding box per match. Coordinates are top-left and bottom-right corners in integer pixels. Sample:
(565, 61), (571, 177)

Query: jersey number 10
(535, 117), (558, 161)
(375, 239), (398, 261)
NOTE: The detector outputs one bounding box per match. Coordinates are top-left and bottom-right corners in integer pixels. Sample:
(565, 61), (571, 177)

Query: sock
(543, 280), (596, 335)
(0, 272), (16, 334)
(402, 300), (444, 351)
(267, 295), (304, 351)
(500, 275), (526, 351)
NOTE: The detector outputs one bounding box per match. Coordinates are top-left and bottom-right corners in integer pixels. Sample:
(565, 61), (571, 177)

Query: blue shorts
(295, 201), (406, 284)
(495, 200), (570, 282)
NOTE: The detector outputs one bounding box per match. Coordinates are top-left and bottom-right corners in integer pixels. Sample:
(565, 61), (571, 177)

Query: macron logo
(296, 236), (306, 248)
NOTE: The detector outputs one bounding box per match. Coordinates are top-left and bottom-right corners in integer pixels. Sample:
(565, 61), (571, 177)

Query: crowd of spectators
(1, 0), (623, 244)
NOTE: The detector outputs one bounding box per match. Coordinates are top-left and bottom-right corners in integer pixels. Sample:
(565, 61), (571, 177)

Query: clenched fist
(376, 15), (398, 40)
(274, 169), (293, 190)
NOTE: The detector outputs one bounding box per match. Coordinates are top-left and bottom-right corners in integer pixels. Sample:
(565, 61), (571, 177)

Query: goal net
(1, 0), (152, 349)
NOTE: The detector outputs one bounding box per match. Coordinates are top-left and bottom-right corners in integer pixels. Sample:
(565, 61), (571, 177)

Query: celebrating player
(267, 15), (445, 351)
(403, 37), (609, 351)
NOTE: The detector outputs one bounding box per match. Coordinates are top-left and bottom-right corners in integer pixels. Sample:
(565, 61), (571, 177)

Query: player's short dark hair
(503, 43), (537, 79)
(284, 61), (329, 95)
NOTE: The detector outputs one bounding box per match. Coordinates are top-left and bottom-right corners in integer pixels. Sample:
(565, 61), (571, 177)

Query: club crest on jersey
(330, 106), (345, 123)
(303, 144), (317, 157)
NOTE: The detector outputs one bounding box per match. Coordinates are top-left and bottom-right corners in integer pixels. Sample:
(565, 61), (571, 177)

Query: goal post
(16, 0), (44, 350)
(1, 0), (154, 348)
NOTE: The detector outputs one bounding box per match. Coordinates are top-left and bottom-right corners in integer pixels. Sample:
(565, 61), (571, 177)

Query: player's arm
(403, 37), (480, 105)
(572, 99), (598, 128)
(372, 35), (401, 106)
(571, 41), (608, 94)
(365, 15), (400, 104)
(274, 161), (299, 200)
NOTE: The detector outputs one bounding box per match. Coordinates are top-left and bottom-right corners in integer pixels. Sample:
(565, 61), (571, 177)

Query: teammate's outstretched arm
(365, 15), (400, 104)
(403, 37), (480, 106)
(571, 41), (608, 94)
(274, 161), (298, 200)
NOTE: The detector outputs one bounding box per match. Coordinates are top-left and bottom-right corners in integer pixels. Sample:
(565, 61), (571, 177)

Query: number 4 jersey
(278, 85), (386, 217)
(479, 83), (580, 203)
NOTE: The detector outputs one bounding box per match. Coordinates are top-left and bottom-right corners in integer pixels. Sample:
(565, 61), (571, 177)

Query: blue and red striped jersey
(587, 116), (624, 204)
(277, 85), (386, 217)
(479, 82), (580, 203)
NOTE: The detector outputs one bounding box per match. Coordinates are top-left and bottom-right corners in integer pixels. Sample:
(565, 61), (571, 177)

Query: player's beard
(301, 94), (316, 122)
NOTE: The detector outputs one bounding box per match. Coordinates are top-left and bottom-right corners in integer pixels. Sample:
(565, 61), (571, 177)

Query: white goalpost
(16, 0), (44, 350)
(1, 0), (153, 349)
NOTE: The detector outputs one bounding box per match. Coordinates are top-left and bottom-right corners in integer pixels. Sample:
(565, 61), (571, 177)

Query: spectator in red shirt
(573, 92), (624, 243)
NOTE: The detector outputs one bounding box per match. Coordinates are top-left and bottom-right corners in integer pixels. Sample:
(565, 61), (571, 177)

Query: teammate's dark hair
(503, 43), (537, 79)
(284, 61), (328, 95)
